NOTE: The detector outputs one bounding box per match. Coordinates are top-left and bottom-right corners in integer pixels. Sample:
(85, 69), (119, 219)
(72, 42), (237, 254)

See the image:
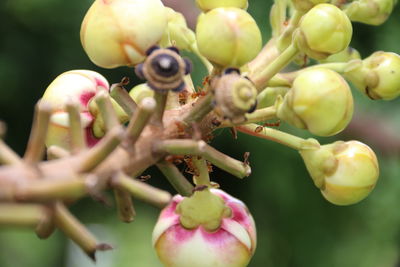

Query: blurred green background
(1, 0), (400, 266)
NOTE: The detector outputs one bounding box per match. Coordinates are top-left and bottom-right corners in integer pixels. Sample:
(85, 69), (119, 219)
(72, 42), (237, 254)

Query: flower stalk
(156, 160), (194, 196)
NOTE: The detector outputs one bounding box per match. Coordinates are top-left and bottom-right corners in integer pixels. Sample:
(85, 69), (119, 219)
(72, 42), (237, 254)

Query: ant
(254, 120), (281, 133)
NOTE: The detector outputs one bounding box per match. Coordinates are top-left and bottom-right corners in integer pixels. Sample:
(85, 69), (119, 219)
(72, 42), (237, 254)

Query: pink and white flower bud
(152, 189), (256, 267)
(42, 70), (109, 149)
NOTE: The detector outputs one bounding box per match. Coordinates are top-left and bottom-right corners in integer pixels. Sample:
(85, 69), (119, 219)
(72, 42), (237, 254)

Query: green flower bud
(276, 68), (353, 136)
(129, 83), (155, 104)
(343, 0), (394, 26)
(294, 4), (353, 59)
(80, 0), (167, 68)
(196, 8), (262, 68)
(319, 47), (361, 63)
(196, 0), (248, 12)
(159, 8), (196, 51)
(300, 140), (379, 205)
(291, 0), (330, 12)
(343, 51), (400, 100)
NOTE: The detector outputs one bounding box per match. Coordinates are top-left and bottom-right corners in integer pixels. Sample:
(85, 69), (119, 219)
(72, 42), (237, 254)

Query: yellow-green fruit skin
(129, 83), (155, 104)
(196, 0), (248, 12)
(300, 140), (379, 205)
(277, 68), (353, 136)
(291, 0), (330, 12)
(362, 51), (400, 100)
(196, 8), (262, 68)
(297, 4), (352, 59)
(80, 0), (167, 68)
(321, 141), (379, 206)
(319, 47), (361, 63)
(345, 0), (394, 26)
(159, 8), (196, 51)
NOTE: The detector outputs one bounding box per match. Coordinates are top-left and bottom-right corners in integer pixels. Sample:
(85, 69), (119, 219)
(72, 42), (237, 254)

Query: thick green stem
(220, 106), (277, 127)
(24, 101), (52, 164)
(77, 127), (124, 173)
(113, 181), (136, 223)
(154, 140), (251, 178)
(111, 172), (172, 208)
(66, 100), (87, 153)
(88, 96), (135, 222)
(54, 202), (111, 260)
(191, 157), (211, 186)
(250, 43), (299, 91)
(182, 93), (213, 125)
(270, 0), (288, 37)
(156, 161), (194, 196)
(125, 97), (156, 145)
(15, 178), (87, 202)
(182, 67), (222, 125)
(236, 123), (320, 150)
(152, 92), (168, 126)
(95, 91), (120, 130)
(35, 209), (55, 239)
(0, 204), (46, 227)
(277, 10), (304, 50)
(110, 80), (137, 117)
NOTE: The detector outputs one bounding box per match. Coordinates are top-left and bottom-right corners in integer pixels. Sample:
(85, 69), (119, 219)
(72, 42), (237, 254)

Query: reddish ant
(254, 120), (281, 133)
(178, 90), (189, 105)
(202, 75), (210, 86)
(165, 155), (185, 165)
(174, 121), (188, 138)
(191, 91), (207, 99)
